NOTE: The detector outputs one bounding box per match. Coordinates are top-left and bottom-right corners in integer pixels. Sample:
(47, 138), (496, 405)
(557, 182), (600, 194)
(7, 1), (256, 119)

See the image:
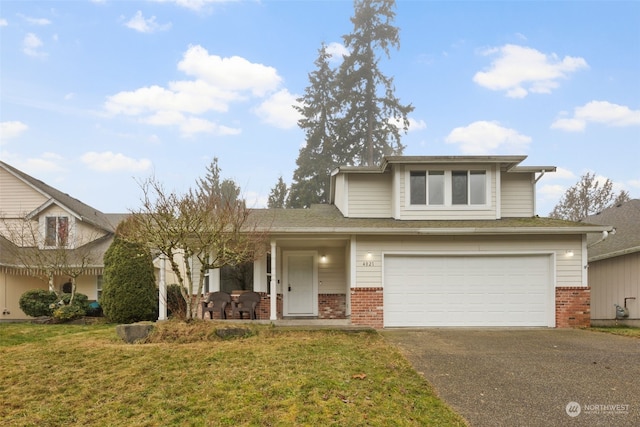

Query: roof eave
(260, 225), (612, 235)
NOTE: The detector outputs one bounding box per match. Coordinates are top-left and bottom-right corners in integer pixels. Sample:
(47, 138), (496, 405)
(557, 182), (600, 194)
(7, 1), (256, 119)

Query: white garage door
(384, 255), (552, 327)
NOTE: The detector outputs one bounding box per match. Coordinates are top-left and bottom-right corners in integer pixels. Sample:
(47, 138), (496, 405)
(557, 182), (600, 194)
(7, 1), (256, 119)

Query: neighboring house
(583, 199), (640, 326)
(0, 161), (121, 319)
(205, 155), (610, 328)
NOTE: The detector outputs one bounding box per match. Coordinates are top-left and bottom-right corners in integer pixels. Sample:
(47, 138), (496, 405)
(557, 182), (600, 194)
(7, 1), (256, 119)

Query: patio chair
(231, 291), (261, 320)
(201, 292), (231, 320)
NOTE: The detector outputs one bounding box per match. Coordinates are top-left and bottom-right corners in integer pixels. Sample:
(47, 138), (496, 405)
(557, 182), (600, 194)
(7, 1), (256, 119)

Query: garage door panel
(384, 255), (552, 327)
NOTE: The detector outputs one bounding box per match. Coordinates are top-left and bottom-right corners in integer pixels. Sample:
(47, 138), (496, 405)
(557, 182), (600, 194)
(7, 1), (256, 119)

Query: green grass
(590, 325), (640, 338)
(0, 321), (466, 426)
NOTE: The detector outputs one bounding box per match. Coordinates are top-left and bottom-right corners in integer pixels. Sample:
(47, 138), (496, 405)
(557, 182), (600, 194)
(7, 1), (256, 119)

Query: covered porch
(180, 235), (354, 323)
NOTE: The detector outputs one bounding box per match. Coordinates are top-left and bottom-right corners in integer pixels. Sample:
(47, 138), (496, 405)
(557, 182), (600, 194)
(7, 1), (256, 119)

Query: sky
(1, 0), (639, 216)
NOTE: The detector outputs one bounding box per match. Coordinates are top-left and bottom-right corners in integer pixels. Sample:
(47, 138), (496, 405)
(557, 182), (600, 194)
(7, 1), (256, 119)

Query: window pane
(428, 171), (444, 205)
(58, 217), (69, 246)
(410, 172), (426, 205)
(45, 217), (57, 246)
(452, 171), (468, 205)
(470, 171), (486, 204)
(220, 262), (254, 293)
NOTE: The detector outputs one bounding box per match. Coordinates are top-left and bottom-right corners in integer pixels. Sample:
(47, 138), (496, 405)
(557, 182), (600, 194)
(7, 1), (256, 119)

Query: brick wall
(318, 294), (347, 319)
(556, 287), (590, 328)
(350, 287), (383, 328)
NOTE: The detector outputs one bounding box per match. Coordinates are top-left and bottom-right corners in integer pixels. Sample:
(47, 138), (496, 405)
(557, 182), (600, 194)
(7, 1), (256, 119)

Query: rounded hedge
(19, 289), (57, 317)
(101, 236), (158, 324)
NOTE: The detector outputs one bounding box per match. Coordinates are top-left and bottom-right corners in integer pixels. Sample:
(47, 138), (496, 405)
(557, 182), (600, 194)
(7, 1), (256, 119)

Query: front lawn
(0, 322), (466, 426)
(590, 325), (640, 338)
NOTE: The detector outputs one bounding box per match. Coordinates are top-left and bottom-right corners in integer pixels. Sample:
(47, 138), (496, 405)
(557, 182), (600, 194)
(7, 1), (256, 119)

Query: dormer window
(452, 170), (486, 205)
(45, 216), (69, 247)
(410, 171), (444, 205)
(409, 169), (488, 207)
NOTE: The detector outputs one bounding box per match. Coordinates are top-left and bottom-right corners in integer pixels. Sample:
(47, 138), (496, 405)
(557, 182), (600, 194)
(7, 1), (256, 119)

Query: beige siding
(0, 167), (48, 216)
(334, 174), (347, 215)
(0, 272), (103, 320)
(353, 234), (583, 289)
(398, 164), (498, 220)
(589, 252), (640, 319)
(347, 173), (392, 218)
(318, 246), (347, 294)
(501, 172), (534, 217)
(0, 272), (45, 320)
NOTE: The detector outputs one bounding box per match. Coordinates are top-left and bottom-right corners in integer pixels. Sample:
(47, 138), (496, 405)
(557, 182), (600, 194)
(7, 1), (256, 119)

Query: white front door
(284, 252), (318, 316)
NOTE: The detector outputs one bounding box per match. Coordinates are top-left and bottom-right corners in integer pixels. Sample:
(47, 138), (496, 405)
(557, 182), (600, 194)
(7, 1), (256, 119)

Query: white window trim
(405, 167), (492, 210)
(40, 215), (75, 249)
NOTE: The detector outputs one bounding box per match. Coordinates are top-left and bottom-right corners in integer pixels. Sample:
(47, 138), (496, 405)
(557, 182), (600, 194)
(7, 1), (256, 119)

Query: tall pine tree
(337, 0), (413, 166)
(288, 43), (340, 208)
(268, 176), (288, 208)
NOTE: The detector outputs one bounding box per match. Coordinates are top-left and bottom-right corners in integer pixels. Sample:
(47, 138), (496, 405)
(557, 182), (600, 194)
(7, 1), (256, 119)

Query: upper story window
(452, 170), (486, 205)
(410, 171), (444, 205)
(45, 216), (69, 247)
(409, 169), (487, 207)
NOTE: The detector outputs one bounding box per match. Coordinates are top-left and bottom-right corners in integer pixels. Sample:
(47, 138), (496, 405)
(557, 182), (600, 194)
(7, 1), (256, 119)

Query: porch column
(270, 240), (277, 320)
(158, 255), (167, 321)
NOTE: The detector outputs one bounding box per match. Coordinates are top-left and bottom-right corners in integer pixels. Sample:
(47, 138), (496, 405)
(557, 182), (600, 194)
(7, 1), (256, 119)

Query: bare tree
(120, 173), (269, 320)
(550, 172), (630, 221)
(0, 215), (105, 304)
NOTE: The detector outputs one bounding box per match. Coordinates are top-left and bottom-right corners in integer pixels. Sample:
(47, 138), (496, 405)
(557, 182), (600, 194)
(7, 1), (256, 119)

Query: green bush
(19, 289), (57, 317)
(50, 292), (89, 321)
(102, 236), (158, 324)
(166, 284), (187, 320)
(53, 304), (86, 321)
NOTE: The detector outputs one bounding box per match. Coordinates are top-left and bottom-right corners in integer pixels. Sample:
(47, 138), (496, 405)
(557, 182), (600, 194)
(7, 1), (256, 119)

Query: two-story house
(0, 161), (124, 319)
(209, 155), (610, 328)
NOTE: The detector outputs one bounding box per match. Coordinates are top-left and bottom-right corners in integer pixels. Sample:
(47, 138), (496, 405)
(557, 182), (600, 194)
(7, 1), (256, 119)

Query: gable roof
(249, 204), (609, 236)
(583, 199), (640, 261)
(0, 161), (117, 232)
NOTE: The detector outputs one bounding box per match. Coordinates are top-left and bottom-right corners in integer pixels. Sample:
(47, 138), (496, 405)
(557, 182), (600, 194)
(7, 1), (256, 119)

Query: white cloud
(550, 167), (576, 180)
(124, 11), (171, 33)
(408, 118), (427, 132)
(473, 44), (588, 98)
(627, 179), (640, 191)
(178, 45), (281, 96)
(18, 153), (67, 174)
(550, 118), (585, 132)
(150, 0), (237, 12)
(23, 33), (47, 57)
(0, 121), (28, 144)
(19, 14), (51, 26)
(445, 121), (531, 154)
(326, 42), (349, 62)
(81, 151), (152, 172)
(537, 184), (565, 200)
(0, 19), (8, 27)
(105, 44), (287, 135)
(551, 101), (640, 132)
(254, 89), (301, 129)
(387, 117), (427, 132)
(64, 93), (75, 101)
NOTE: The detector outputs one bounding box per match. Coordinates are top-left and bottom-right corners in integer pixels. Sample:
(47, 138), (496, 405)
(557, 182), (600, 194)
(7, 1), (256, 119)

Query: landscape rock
(116, 323), (154, 343)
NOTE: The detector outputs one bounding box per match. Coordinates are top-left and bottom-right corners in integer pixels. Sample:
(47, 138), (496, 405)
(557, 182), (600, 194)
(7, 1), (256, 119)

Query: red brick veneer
(350, 287), (383, 328)
(318, 294), (347, 319)
(556, 287), (590, 328)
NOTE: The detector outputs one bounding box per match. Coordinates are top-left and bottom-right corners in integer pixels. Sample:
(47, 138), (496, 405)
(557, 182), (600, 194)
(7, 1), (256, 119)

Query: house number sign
(362, 260), (375, 267)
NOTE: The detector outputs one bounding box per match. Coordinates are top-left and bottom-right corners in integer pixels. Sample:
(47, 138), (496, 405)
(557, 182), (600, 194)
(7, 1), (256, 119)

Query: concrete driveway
(382, 329), (640, 427)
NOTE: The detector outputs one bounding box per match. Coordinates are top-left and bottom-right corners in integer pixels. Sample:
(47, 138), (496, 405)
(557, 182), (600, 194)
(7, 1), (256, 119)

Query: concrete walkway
(382, 328), (640, 427)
